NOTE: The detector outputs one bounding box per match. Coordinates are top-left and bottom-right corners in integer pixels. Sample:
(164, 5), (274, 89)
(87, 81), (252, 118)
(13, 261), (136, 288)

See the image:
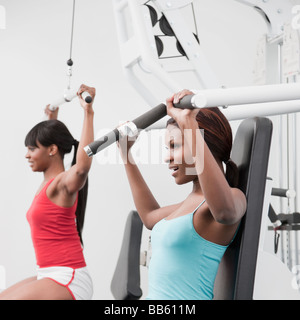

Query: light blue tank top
(147, 200), (229, 300)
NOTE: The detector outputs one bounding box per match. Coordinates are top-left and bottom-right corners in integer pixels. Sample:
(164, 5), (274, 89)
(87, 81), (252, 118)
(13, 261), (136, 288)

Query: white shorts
(37, 266), (93, 300)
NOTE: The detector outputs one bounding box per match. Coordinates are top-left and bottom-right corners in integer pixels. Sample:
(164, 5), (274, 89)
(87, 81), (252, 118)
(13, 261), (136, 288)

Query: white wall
(0, 0), (299, 299)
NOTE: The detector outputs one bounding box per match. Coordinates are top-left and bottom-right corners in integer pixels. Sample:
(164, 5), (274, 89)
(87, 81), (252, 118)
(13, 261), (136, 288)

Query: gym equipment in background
(84, 82), (300, 157)
(48, 0), (92, 111)
(49, 90), (92, 111)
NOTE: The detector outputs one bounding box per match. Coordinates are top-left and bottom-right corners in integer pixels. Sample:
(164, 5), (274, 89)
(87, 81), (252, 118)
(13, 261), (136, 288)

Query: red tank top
(26, 178), (86, 268)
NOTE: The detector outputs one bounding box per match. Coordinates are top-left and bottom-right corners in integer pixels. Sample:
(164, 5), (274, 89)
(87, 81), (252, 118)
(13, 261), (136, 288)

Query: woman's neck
(192, 179), (202, 194)
(43, 161), (65, 181)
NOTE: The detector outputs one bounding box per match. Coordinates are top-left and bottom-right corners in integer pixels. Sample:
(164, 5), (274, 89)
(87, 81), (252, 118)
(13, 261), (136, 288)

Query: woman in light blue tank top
(118, 89), (247, 300)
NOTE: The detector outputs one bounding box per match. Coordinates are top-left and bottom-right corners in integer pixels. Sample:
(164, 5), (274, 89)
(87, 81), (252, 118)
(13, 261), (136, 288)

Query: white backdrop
(0, 0), (299, 299)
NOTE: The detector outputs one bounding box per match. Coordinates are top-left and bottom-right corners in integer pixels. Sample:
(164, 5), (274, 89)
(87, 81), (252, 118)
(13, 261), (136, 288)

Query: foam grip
(132, 103), (166, 129)
(81, 91), (93, 103)
(84, 103), (167, 156)
(84, 128), (120, 157)
(173, 94), (195, 109)
(271, 187), (296, 198)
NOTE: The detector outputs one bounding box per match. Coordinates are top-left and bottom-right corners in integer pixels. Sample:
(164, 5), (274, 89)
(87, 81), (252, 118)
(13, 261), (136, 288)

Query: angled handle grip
(84, 104), (167, 157)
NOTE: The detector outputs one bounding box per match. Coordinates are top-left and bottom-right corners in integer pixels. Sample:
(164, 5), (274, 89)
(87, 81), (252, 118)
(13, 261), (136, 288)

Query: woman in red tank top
(0, 84), (95, 300)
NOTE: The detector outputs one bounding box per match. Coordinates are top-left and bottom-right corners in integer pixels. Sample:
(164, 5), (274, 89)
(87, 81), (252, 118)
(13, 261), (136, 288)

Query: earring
(49, 153), (53, 156)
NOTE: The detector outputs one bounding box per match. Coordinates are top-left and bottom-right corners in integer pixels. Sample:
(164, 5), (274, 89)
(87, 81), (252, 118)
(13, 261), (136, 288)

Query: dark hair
(25, 119), (88, 244)
(167, 107), (239, 188)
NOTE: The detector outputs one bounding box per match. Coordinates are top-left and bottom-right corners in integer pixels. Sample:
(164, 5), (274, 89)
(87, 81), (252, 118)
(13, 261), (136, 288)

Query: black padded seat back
(213, 117), (273, 300)
(111, 210), (143, 300)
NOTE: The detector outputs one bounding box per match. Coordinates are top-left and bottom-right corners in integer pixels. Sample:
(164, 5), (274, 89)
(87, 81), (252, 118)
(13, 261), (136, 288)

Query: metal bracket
(112, 0), (221, 108)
